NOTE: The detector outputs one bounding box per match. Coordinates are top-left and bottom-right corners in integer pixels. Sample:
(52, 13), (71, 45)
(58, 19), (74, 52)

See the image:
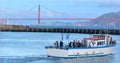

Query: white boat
(45, 34), (116, 58)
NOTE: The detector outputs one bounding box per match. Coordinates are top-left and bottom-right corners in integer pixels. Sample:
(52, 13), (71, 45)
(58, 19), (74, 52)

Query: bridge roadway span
(0, 25), (120, 35)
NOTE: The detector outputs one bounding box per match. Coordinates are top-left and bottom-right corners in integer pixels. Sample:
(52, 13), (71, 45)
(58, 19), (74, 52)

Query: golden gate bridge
(0, 5), (120, 35)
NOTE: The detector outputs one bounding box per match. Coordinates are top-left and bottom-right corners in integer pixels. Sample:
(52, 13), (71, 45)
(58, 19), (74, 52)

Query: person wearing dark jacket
(60, 41), (63, 48)
(69, 42), (72, 47)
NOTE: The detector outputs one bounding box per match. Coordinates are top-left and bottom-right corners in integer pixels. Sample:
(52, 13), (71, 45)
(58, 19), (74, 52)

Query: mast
(66, 33), (70, 43)
(61, 33), (64, 41)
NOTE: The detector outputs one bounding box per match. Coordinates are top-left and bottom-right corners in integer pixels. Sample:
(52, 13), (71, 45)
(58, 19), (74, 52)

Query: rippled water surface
(0, 32), (120, 63)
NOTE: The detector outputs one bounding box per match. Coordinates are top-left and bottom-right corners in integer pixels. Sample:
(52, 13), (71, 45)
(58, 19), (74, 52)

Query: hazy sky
(0, 0), (120, 18)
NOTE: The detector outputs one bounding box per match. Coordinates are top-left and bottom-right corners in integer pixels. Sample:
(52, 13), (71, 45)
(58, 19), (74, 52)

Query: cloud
(67, 0), (120, 8)
(98, 3), (120, 8)
(93, 0), (120, 8)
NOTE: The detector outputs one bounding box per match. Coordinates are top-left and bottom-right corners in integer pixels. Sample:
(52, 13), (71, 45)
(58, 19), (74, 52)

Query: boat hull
(46, 46), (115, 58)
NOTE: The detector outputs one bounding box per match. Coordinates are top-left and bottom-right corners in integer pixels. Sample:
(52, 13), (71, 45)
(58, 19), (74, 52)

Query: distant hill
(88, 11), (120, 26)
(47, 11), (120, 26)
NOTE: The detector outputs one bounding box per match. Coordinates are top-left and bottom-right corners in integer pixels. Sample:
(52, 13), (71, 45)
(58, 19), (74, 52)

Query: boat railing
(45, 45), (69, 50)
(45, 42), (117, 50)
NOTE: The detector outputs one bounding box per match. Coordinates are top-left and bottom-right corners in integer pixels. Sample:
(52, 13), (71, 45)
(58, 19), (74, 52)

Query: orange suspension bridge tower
(38, 5), (40, 26)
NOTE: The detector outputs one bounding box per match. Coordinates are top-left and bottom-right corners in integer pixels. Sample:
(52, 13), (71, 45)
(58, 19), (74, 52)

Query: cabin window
(97, 41), (105, 45)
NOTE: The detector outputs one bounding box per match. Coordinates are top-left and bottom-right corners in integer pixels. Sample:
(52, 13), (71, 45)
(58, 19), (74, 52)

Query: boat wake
(0, 55), (58, 63)
(0, 54), (115, 63)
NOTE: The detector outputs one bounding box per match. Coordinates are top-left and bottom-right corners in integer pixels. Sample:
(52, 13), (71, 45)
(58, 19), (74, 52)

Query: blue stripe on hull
(47, 54), (113, 58)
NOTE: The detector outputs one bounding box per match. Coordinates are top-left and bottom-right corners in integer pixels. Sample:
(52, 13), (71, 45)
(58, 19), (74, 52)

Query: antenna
(61, 33), (64, 41)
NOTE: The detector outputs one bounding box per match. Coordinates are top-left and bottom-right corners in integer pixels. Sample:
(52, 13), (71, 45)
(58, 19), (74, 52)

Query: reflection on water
(0, 55), (114, 63)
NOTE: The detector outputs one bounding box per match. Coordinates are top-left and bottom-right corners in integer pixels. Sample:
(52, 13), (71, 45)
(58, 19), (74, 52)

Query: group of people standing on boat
(68, 40), (86, 48)
(54, 41), (63, 48)
(54, 39), (87, 48)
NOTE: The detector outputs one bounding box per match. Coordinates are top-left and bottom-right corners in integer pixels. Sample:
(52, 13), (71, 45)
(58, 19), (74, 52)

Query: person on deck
(73, 42), (75, 48)
(54, 41), (58, 48)
(69, 42), (72, 47)
(60, 41), (63, 49)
